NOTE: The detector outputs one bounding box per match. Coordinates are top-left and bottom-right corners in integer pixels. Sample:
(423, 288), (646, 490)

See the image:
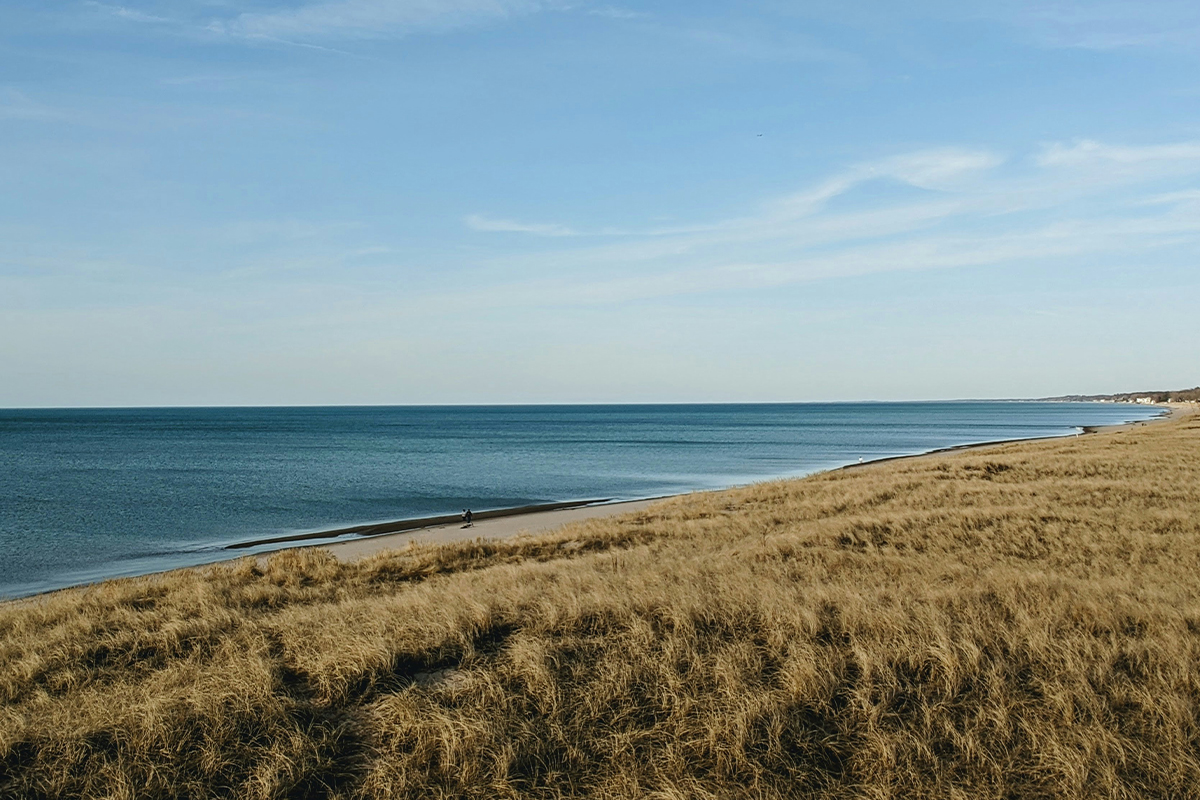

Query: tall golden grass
(3, 409), (1200, 799)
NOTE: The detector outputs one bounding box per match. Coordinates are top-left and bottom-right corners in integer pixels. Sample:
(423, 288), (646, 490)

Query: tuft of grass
(3, 410), (1200, 798)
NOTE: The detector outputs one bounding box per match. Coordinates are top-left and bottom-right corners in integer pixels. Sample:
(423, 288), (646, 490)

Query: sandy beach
(323, 497), (666, 561)
(298, 402), (1187, 564)
(1081, 401), (1191, 433)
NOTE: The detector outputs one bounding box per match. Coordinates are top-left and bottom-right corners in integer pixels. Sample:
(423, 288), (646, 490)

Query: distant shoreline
(834, 403), (1179, 474)
(298, 404), (1181, 565)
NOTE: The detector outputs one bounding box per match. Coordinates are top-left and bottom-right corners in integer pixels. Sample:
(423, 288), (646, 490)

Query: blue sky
(2, 0), (1199, 405)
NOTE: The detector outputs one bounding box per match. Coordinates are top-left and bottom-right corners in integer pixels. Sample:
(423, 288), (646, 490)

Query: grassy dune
(3, 409), (1200, 799)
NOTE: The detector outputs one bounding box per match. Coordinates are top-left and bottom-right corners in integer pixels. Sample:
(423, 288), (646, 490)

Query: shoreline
(3, 403), (1181, 600)
(835, 403), (1183, 473)
(227, 498), (618, 550)
(322, 496), (668, 561)
(315, 403), (1183, 563)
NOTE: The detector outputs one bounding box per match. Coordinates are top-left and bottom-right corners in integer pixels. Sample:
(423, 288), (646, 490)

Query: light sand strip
(323, 497), (666, 562)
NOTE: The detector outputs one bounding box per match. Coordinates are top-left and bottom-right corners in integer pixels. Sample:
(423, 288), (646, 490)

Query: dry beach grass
(3, 407), (1200, 798)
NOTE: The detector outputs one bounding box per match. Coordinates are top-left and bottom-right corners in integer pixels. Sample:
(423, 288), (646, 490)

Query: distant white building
(1135, 397), (1155, 404)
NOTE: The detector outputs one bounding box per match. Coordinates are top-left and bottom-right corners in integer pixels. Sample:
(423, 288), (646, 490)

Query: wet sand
(228, 499), (616, 550)
(324, 497), (665, 561)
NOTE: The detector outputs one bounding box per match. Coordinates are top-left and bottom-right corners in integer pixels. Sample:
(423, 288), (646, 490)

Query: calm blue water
(0, 402), (1163, 598)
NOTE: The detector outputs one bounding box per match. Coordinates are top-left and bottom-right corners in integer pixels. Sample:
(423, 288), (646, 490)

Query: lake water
(0, 402), (1163, 598)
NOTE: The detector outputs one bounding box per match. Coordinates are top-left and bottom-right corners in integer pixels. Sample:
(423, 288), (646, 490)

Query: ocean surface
(0, 402), (1164, 598)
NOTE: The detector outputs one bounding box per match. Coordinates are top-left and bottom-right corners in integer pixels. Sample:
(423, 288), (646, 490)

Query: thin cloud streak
(586, 6), (646, 20)
(465, 214), (579, 237)
(465, 148), (1006, 241)
(450, 206), (1200, 311)
(986, 0), (1200, 51)
(83, 1), (173, 25)
(451, 139), (1200, 307)
(11, 139), (1199, 317)
(1037, 139), (1200, 166)
(222, 0), (551, 40)
(72, 0), (551, 48)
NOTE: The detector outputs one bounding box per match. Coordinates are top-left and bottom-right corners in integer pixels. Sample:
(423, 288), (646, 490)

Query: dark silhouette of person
(462, 509), (473, 528)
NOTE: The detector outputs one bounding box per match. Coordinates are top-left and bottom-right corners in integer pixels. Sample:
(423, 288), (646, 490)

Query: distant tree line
(1044, 387), (1200, 402)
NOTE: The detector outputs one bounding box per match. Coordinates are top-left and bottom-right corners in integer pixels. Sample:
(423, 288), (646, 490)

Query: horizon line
(0, 397), (1161, 411)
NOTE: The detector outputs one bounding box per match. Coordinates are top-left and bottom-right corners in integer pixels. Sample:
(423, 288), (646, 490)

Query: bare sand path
(323, 497), (666, 562)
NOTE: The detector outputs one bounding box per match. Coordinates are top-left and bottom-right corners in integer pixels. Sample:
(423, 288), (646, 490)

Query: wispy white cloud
(997, 0), (1200, 51)
(465, 214), (579, 237)
(586, 6), (646, 20)
(1138, 189), (1200, 206)
(458, 205), (1200, 310)
(766, 147), (1003, 219)
(867, 148), (1006, 189)
(215, 219), (367, 245)
(14, 133), (1198, 317)
(454, 138), (1200, 307)
(75, 0), (558, 45)
(158, 72), (274, 86)
(214, 30), (360, 55)
(1037, 138), (1200, 167)
(467, 147), (1004, 239)
(83, 1), (173, 25)
(219, 0), (551, 40)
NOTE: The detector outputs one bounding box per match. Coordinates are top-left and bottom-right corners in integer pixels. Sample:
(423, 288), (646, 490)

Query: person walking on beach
(462, 509), (473, 528)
